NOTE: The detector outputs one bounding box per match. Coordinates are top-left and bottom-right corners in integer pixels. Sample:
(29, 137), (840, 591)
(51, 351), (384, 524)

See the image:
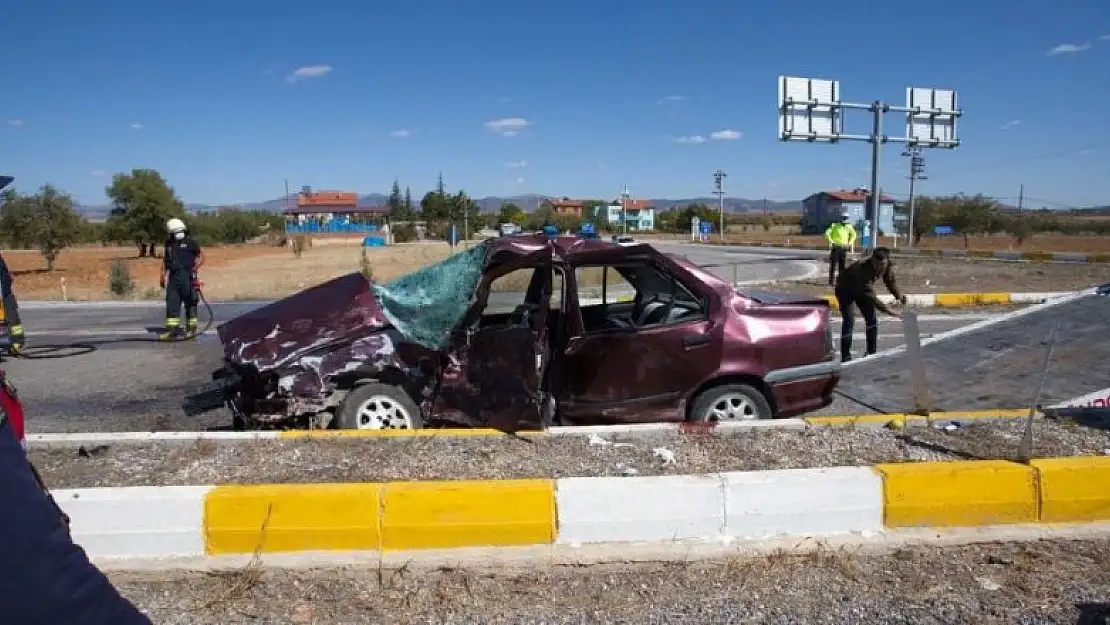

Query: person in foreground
(0, 377), (152, 625)
(834, 246), (906, 362)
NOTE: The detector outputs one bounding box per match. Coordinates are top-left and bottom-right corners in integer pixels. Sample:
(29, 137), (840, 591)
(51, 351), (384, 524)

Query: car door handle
(682, 334), (711, 348)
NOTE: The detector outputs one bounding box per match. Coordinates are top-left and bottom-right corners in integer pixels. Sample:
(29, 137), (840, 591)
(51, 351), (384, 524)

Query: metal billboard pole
(777, 77), (963, 251)
(713, 170), (727, 240)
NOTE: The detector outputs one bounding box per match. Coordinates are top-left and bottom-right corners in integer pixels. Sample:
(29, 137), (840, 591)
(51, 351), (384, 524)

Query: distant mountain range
(76, 194), (806, 220)
(76, 193), (1110, 221)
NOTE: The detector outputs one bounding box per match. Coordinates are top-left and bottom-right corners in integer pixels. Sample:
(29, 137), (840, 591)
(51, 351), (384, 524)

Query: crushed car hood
(217, 272), (389, 372)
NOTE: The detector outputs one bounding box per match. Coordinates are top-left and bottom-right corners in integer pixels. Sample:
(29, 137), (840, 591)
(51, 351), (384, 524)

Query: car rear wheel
(337, 383), (423, 430)
(688, 383), (773, 422)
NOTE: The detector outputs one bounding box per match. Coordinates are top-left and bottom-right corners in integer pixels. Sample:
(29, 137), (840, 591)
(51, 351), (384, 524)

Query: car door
(429, 250), (552, 431)
(555, 261), (721, 424)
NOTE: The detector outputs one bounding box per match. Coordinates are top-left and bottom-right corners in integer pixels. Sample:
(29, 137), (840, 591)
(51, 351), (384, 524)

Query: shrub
(392, 223), (417, 243)
(107, 259), (135, 297)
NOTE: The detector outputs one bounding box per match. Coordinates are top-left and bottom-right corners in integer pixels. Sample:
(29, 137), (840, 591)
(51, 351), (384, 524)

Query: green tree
(497, 202), (526, 225)
(402, 186), (414, 219)
(28, 185), (84, 271)
(105, 168), (185, 257)
(0, 188), (37, 248)
(387, 178), (408, 221)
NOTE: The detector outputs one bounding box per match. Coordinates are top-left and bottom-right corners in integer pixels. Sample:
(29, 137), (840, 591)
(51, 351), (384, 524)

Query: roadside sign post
(777, 76), (963, 251)
(691, 216), (700, 242)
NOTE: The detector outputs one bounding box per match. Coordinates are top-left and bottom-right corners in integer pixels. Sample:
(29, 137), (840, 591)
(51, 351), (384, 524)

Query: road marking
(831, 313), (1000, 322)
(842, 289), (1097, 368)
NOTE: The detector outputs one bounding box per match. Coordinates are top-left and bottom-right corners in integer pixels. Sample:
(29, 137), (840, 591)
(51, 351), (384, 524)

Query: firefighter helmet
(166, 218), (186, 234)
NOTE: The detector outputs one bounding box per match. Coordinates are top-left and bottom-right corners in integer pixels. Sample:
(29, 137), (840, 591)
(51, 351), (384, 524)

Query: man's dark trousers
(828, 246), (848, 286)
(834, 287), (879, 361)
(0, 419), (152, 624)
(165, 271), (197, 328)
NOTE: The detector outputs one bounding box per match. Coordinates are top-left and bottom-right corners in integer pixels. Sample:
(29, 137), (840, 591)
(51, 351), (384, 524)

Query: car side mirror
(565, 335), (587, 356)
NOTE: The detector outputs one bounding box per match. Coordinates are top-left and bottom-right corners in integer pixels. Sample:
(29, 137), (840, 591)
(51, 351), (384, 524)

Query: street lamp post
(620, 186), (631, 235)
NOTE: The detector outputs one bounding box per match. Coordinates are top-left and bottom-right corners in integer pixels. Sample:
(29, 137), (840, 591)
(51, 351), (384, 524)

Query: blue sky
(2, 0), (1108, 208)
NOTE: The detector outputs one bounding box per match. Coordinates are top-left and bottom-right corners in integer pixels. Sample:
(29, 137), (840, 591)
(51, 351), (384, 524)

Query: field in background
(5, 241), (617, 302)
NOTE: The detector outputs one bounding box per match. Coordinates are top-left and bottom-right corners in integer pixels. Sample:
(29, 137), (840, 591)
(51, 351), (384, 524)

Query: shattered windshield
(371, 242), (489, 351)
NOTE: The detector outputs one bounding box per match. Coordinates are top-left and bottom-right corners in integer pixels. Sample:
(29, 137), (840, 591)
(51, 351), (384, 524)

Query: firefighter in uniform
(159, 218), (204, 341)
(824, 213), (857, 286)
(0, 249), (25, 354)
(834, 247), (907, 362)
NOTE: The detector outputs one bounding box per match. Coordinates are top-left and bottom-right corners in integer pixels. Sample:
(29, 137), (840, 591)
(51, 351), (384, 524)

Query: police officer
(824, 213), (857, 286)
(1, 389), (153, 623)
(0, 249), (25, 354)
(834, 247), (906, 362)
(159, 218), (204, 341)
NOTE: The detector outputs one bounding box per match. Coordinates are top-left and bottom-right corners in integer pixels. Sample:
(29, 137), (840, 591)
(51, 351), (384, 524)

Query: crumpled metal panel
(217, 272), (388, 373)
(274, 331), (401, 399)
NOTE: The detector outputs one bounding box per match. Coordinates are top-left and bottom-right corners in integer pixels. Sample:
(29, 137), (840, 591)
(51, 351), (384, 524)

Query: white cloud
(89, 169), (107, 177)
(514, 176), (525, 184)
(1000, 119), (1021, 130)
(673, 135), (707, 144)
(1047, 43), (1090, 56)
(6, 119), (22, 126)
(710, 129), (742, 140)
(286, 65), (333, 83)
(130, 122), (144, 130)
(657, 95), (685, 105)
(1078, 147), (1098, 155)
(484, 117), (532, 137)
(1100, 34), (1110, 41)
(505, 160), (527, 168)
(390, 129), (410, 138)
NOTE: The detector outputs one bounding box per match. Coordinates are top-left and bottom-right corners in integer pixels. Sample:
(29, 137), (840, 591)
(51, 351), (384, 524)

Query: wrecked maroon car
(184, 234), (840, 431)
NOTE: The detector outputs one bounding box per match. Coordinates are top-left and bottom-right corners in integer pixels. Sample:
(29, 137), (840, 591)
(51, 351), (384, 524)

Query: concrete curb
(708, 241), (1110, 264)
(25, 409), (1034, 447)
(55, 455), (1110, 561)
(821, 291), (1072, 310)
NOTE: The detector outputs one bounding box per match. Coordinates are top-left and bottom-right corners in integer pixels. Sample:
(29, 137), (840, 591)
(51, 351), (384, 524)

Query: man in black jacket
(0, 408), (153, 624)
(834, 247), (907, 362)
(0, 250), (24, 354)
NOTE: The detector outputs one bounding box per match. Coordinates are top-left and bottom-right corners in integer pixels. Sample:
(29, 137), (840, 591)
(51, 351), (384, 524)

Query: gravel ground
(773, 256), (1104, 298)
(112, 538), (1110, 624)
(32, 418), (1110, 488)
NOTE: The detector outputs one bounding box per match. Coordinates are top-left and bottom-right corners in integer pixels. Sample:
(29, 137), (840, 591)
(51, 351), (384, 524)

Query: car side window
(485, 268), (535, 316)
(575, 263), (706, 333)
(575, 266), (634, 306)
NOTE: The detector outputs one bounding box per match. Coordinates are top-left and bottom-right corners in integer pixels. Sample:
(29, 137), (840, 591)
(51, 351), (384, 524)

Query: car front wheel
(337, 382), (424, 430)
(688, 383), (773, 422)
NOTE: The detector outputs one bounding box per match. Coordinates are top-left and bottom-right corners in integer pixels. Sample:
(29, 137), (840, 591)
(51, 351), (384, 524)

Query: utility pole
(620, 186), (631, 235)
(901, 146), (927, 247)
(1018, 184), (1024, 211)
(463, 196), (470, 249)
(713, 170), (727, 240)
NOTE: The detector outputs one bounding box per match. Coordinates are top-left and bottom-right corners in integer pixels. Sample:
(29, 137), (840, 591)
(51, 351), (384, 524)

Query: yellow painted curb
(821, 295), (838, 310)
(205, 483), (382, 555)
(379, 479), (556, 551)
(805, 414), (908, 428)
(875, 460), (1038, 528)
(934, 292), (1012, 307)
(1032, 457), (1110, 523)
(1091, 253), (1110, 263)
(926, 409), (1033, 421)
(1022, 252), (1054, 262)
(277, 428), (547, 439)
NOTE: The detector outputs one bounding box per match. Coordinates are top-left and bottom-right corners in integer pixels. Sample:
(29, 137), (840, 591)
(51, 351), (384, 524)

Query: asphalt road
(0, 241), (999, 433)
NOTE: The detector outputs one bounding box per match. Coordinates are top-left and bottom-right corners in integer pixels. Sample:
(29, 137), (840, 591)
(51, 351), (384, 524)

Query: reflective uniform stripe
(165, 318), (181, 327)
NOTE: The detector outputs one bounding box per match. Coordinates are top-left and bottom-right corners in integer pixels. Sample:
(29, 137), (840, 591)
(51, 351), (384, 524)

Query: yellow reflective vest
(825, 222), (857, 247)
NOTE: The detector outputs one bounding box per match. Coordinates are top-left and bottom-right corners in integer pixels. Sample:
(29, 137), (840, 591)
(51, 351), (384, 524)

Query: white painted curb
(1047, 386), (1110, 409)
(54, 486), (210, 559)
(53, 467), (885, 561)
(26, 419), (810, 447)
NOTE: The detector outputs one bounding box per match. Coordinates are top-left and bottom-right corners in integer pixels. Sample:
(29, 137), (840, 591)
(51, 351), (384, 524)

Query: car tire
(336, 382), (424, 431)
(688, 383), (773, 422)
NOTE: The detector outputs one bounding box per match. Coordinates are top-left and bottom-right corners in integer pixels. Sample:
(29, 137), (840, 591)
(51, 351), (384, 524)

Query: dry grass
(111, 539), (1110, 624)
(29, 419), (1110, 489)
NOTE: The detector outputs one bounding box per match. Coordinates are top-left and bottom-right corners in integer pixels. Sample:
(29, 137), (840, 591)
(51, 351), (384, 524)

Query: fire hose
(9, 285), (215, 360)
